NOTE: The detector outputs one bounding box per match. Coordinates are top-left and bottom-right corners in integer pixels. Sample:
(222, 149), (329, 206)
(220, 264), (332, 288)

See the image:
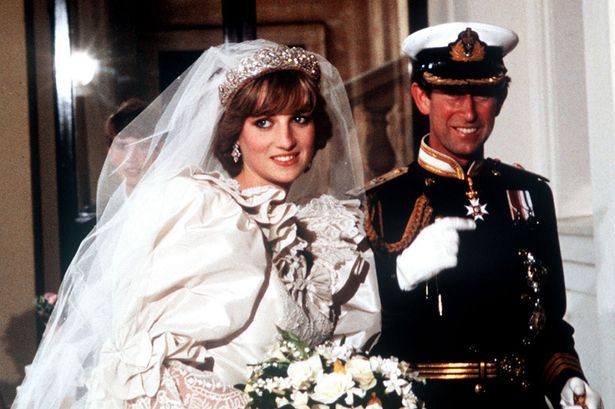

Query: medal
(464, 177), (488, 221)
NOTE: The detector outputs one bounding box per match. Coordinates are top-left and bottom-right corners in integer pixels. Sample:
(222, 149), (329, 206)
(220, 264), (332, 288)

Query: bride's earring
(231, 143), (242, 163)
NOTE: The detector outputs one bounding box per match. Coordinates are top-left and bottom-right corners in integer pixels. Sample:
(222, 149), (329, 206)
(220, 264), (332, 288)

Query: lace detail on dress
(127, 361), (249, 409)
(276, 195), (369, 347)
(296, 195), (368, 293)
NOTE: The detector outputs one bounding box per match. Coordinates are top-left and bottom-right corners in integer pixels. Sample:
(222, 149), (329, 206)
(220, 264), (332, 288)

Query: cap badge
(449, 28), (486, 62)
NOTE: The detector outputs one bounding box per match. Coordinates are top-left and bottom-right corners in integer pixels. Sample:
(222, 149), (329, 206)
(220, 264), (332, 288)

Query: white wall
(428, 0), (611, 403)
(582, 0), (615, 405)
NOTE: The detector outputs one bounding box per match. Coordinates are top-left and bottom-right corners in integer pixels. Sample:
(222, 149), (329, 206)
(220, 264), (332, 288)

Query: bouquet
(238, 329), (424, 409)
(33, 292), (57, 325)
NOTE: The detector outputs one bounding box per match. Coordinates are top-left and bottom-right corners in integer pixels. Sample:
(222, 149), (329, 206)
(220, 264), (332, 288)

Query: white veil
(14, 39), (364, 408)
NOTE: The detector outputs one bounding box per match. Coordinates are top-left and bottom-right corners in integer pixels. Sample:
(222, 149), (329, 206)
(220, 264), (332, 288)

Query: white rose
(287, 354), (323, 389)
(346, 356), (377, 390)
(311, 372), (354, 404)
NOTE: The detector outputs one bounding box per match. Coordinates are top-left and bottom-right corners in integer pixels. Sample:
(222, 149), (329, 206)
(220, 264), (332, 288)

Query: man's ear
(495, 87), (508, 116)
(411, 82), (431, 115)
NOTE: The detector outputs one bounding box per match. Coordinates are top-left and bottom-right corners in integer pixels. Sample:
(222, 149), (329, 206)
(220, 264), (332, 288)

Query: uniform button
(474, 383), (485, 395)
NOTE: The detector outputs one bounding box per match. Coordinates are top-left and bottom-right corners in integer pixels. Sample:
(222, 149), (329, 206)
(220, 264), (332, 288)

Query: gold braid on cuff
(542, 353), (583, 385)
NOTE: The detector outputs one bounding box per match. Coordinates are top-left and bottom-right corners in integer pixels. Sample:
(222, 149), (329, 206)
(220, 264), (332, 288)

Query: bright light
(70, 51), (99, 86)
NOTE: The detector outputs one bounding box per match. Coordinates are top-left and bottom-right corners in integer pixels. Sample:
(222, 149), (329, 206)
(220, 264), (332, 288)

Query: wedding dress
(89, 169), (379, 408)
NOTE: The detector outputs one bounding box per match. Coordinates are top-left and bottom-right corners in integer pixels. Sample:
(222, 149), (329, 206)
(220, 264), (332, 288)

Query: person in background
(104, 98), (152, 194)
(13, 41), (380, 409)
(365, 22), (603, 409)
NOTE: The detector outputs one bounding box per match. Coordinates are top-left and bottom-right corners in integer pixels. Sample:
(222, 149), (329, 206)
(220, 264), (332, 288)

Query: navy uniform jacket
(365, 150), (585, 408)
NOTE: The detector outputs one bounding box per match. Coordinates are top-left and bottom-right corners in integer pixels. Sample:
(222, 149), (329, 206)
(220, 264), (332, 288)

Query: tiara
(218, 45), (321, 106)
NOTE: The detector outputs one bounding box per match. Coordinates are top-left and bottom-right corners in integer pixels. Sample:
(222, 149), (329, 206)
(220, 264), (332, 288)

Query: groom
(365, 22), (603, 408)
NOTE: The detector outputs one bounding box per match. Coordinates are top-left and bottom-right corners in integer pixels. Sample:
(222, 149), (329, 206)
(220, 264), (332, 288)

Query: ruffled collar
(191, 171), (297, 247)
(190, 170), (325, 313)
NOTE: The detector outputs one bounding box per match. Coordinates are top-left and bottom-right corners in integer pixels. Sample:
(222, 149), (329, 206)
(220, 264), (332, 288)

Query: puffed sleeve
(89, 173), (270, 402)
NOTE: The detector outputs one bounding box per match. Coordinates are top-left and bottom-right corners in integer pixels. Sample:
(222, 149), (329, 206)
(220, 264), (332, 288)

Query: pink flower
(44, 292), (58, 305)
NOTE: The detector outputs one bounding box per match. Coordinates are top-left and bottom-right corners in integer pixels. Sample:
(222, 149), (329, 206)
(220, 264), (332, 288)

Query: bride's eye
(255, 118), (272, 128)
(293, 114), (312, 124)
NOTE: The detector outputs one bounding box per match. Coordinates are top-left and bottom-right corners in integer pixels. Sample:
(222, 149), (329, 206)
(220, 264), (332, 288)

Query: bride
(14, 40), (380, 408)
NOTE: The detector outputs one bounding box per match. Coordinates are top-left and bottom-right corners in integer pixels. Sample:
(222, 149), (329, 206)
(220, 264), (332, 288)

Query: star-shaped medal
(465, 197), (489, 221)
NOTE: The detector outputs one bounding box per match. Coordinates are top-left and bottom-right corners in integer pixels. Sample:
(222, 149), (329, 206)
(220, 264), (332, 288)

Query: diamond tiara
(218, 45), (321, 106)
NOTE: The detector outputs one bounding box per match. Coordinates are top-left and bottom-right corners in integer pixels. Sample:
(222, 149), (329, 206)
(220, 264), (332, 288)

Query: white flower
(276, 397), (290, 407)
(370, 356), (401, 378)
(287, 354), (323, 389)
(268, 346), (290, 362)
(262, 376), (292, 395)
(346, 356), (377, 390)
(311, 372), (355, 404)
(402, 393), (419, 409)
(290, 390), (310, 409)
(366, 402), (383, 409)
(383, 376), (408, 395)
(316, 341), (353, 363)
(343, 387), (366, 406)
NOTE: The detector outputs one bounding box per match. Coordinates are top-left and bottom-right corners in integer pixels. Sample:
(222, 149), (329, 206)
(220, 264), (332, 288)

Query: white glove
(395, 217), (476, 290)
(560, 377), (603, 409)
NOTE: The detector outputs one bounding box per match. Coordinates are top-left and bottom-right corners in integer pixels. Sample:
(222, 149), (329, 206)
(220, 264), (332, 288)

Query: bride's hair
(213, 69), (332, 176)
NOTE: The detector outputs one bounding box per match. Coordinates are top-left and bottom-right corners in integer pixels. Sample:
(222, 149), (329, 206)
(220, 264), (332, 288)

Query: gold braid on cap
(219, 45), (321, 106)
(423, 72), (508, 86)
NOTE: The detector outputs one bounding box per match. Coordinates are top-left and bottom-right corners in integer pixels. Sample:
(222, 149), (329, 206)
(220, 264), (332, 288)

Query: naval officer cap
(402, 22), (518, 89)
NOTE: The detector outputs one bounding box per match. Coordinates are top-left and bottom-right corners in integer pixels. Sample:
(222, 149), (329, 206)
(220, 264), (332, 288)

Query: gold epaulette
(489, 158), (550, 182)
(346, 166), (408, 197)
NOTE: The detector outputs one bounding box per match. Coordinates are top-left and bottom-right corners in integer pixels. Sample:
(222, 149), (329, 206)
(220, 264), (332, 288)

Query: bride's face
(235, 111), (315, 192)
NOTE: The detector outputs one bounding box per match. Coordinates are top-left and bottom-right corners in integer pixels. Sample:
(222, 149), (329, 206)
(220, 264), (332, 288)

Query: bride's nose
(275, 121), (297, 149)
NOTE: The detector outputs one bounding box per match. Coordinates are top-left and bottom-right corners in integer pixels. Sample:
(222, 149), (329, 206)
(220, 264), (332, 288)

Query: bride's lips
(271, 153), (300, 166)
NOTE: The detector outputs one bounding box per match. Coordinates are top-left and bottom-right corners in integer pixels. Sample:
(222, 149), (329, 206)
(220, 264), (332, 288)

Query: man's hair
(213, 70), (332, 177)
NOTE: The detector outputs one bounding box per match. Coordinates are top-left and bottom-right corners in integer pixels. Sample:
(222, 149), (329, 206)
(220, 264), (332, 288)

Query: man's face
(411, 83), (502, 166)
